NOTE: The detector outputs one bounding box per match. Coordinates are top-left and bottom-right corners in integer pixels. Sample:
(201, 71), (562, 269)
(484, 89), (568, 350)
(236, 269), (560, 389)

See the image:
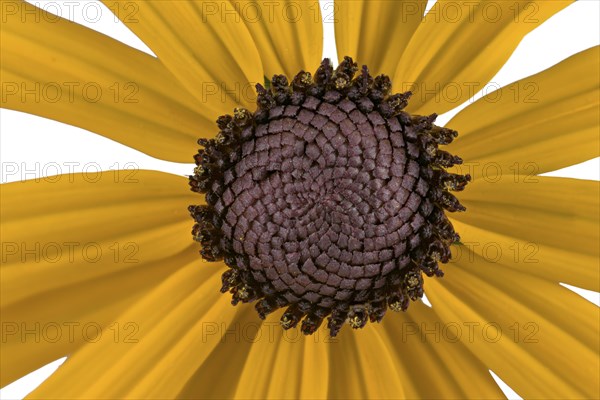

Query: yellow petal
(189, 305), (503, 399)
(330, 325), (407, 399)
(395, 0), (573, 115)
(299, 334), (330, 399)
(380, 302), (505, 399)
(102, 0), (264, 110)
(326, 302), (503, 399)
(265, 332), (305, 399)
(232, 310), (330, 399)
(327, 327), (368, 398)
(0, 1), (210, 163)
(232, 313), (287, 399)
(449, 220), (599, 292)
(426, 258), (599, 398)
(334, 0), (427, 75)
(232, 306), (501, 399)
(28, 262), (238, 399)
(2, 170), (198, 306)
(235, 0), (323, 79)
(0, 170), (199, 386)
(336, 0), (427, 76)
(0, 248), (196, 388)
(176, 308), (264, 399)
(448, 46), (600, 173)
(450, 176), (599, 291)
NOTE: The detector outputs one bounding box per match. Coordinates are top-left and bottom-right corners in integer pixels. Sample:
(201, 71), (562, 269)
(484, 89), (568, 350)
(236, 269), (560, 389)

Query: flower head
(189, 57), (471, 336)
(1, 1), (598, 399)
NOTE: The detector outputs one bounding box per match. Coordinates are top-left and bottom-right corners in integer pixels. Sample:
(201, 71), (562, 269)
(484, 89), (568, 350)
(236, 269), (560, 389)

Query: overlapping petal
(449, 176), (599, 291)
(327, 303), (504, 399)
(394, 0), (573, 115)
(0, 248), (198, 388)
(448, 46), (600, 174)
(2, 170), (197, 305)
(27, 262), (236, 399)
(234, 317), (310, 399)
(0, 170), (198, 386)
(426, 258), (599, 398)
(235, 0), (324, 79)
(101, 0), (264, 110)
(0, 1), (210, 163)
(177, 308), (265, 399)
(383, 303), (505, 399)
(334, 0), (427, 75)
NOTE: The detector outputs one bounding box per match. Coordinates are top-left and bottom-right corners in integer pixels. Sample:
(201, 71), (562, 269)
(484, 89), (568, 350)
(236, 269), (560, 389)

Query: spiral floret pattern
(189, 57), (470, 336)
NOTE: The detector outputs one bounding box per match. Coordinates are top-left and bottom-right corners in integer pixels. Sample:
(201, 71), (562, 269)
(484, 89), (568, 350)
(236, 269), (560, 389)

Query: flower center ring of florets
(189, 57), (470, 337)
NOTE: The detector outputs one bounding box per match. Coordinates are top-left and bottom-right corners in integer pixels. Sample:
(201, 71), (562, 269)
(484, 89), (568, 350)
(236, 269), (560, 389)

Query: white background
(1, 0), (599, 398)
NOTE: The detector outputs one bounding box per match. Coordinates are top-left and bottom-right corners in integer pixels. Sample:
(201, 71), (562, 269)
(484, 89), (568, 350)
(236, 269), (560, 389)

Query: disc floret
(189, 56), (470, 337)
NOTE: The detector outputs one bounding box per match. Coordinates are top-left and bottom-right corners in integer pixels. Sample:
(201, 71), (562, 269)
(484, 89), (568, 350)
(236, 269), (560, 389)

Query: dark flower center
(189, 57), (470, 336)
